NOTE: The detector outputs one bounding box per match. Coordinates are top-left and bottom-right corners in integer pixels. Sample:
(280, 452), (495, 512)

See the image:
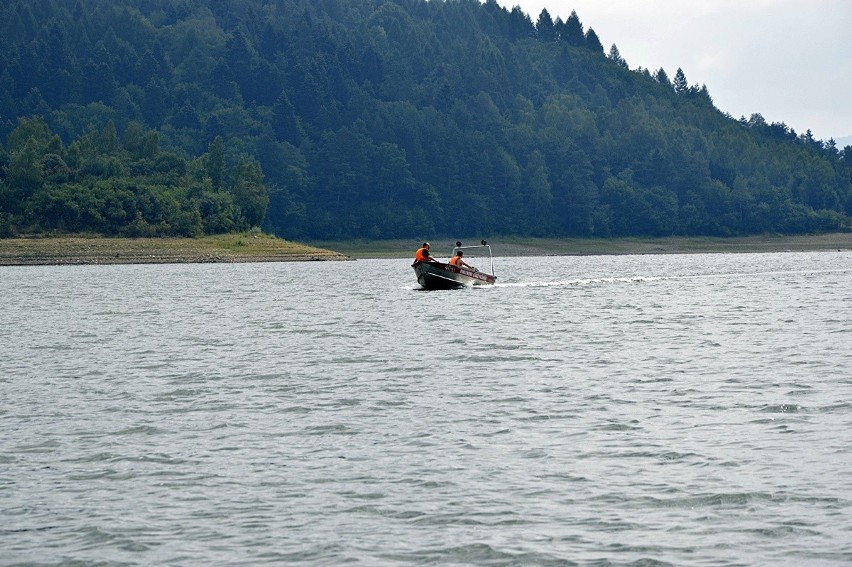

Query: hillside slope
(1, 0), (850, 239)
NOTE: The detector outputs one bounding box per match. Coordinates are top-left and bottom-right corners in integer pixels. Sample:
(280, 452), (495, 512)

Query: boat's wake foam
(494, 276), (664, 288)
(492, 267), (852, 289)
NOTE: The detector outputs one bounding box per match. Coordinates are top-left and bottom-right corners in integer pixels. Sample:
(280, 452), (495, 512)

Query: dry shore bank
(0, 234), (349, 266)
(312, 233), (852, 259)
(2, 233), (850, 266)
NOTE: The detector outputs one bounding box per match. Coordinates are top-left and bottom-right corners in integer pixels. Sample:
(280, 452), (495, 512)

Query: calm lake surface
(2, 251), (851, 565)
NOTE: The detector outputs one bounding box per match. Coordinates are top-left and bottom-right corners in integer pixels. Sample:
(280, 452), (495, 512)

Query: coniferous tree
(0, 0), (848, 239)
(507, 6), (534, 41)
(535, 9), (556, 42)
(585, 28), (604, 53)
(609, 44), (628, 68)
(563, 10), (585, 47)
(673, 68), (689, 95)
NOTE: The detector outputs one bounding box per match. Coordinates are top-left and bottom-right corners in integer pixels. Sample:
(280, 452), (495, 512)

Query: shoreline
(312, 233), (852, 259)
(0, 234), (350, 266)
(1, 233), (850, 266)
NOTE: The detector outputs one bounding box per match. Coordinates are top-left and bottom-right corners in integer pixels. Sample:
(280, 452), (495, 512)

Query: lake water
(2, 250), (851, 565)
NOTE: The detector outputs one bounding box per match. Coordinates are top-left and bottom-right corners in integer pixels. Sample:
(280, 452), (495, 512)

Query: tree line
(0, 116), (266, 237)
(1, 0), (850, 239)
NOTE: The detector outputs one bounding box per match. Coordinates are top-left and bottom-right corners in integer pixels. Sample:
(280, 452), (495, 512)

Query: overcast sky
(495, 0), (852, 143)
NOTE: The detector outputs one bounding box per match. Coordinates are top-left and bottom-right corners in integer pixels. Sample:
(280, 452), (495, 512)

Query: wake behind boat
(412, 240), (497, 290)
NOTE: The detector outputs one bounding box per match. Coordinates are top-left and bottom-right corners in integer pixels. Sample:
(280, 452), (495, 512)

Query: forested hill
(1, 0), (851, 239)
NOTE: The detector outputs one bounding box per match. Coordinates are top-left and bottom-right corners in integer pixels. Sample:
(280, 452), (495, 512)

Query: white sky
(495, 0), (852, 143)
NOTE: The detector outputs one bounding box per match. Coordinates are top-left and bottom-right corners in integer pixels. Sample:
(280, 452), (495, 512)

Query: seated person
(415, 242), (436, 262)
(448, 250), (475, 270)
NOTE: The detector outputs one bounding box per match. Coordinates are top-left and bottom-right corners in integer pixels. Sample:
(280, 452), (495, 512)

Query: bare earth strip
(2, 233), (851, 266)
(312, 233), (852, 259)
(0, 234), (350, 266)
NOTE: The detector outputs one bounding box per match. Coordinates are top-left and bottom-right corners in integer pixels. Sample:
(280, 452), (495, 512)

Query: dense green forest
(1, 0), (850, 239)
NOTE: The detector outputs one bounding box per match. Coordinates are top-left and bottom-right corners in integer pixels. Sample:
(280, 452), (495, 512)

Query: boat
(412, 240), (497, 290)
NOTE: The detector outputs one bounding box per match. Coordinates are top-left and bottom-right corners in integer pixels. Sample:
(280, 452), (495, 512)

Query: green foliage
(585, 28), (604, 54)
(7, 138), (45, 191)
(0, 118), (264, 236)
(673, 68), (689, 95)
(609, 44), (628, 69)
(535, 9), (555, 42)
(0, 0), (850, 240)
(562, 10), (585, 47)
(206, 136), (225, 191)
(230, 156), (267, 227)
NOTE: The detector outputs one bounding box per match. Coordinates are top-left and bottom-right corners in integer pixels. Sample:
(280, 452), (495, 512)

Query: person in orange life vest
(415, 242), (436, 262)
(448, 250), (476, 270)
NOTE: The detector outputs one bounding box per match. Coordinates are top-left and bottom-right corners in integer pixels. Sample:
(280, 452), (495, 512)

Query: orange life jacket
(449, 256), (460, 266)
(415, 248), (430, 262)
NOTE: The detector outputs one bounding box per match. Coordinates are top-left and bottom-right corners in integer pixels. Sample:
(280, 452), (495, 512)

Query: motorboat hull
(412, 261), (496, 290)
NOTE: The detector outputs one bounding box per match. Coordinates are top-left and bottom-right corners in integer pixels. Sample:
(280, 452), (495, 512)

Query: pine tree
(609, 44), (628, 68)
(563, 11), (585, 47)
(673, 68), (688, 95)
(585, 28), (603, 53)
(535, 9), (556, 42)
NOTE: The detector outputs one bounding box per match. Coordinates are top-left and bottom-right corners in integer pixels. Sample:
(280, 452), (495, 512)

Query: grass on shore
(311, 233), (852, 259)
(0, 232), (350, 266)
